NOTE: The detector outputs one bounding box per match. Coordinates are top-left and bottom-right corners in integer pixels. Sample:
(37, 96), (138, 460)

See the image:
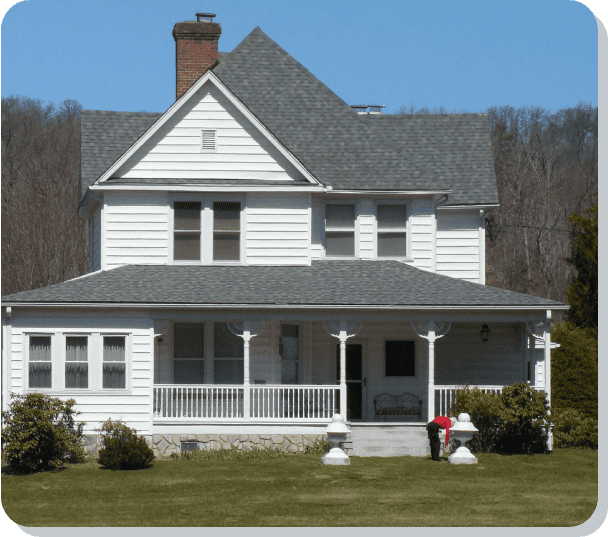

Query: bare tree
(1, 95), (87, 296)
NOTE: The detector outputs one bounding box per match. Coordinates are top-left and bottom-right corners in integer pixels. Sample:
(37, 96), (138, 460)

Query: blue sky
(0, 0), (601, 114)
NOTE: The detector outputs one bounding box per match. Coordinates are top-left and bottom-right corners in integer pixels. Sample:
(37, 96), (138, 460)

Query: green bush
(552, 407), (598, 449)
(97, 419), (154, 470)
(1, 392), (85, 474)
(452, 383), (549, 454)
(170, 444), (286, 462)
(551, 321), (598, 420)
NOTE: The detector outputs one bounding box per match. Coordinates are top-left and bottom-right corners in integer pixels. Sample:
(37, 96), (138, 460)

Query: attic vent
(201, 130), (217, 152)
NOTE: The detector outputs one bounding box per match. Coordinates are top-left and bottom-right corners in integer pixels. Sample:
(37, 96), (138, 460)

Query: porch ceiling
(2, 261), (568, 311)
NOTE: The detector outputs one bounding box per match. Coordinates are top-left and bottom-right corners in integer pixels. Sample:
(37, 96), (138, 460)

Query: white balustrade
(434, 385), (545, 417)
(152, 384), (339, 422)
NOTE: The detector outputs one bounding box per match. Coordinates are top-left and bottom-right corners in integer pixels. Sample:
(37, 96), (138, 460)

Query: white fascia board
(438, 204), (500, 211)
(93, 71), (321, 188)
(324, 190), (452, 196)
(90, 184), (325, 193)
(2, 302), (570, 311)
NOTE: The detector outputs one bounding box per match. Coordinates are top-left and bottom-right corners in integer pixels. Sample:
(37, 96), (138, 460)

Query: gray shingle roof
(79, 28), (498, 206)
(2, 261), (566, 308)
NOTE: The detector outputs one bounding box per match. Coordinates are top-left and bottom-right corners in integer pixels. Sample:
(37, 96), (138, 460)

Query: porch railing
(434, 384), (546, 417)
(250, 385), (338, 421)
(153, 384), (339, 422)
(153, 385), (244, 420)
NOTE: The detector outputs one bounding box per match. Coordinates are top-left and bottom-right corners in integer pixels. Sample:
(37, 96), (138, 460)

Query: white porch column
(544, 310), (552, 451)
(339, 331), (347, 419)
(412, 321), (451, 422)
(243, 330), (252, 422)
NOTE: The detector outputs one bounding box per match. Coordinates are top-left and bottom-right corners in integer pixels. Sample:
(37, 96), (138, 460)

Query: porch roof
(2, 261), (568, 310)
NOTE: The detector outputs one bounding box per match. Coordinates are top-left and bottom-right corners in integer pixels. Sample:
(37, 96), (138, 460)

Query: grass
(1, 449), (598, 527)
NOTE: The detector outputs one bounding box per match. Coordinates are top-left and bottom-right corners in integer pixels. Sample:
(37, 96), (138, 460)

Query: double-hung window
(213, 202), (241, 261)
(214, 323), (243, 384)
(103, 336), (126, 389)
(377, 204), (408, 257)
(325, 204), (355, 257)
(29, 336), (52, 389)
(65, 336), (88, 389)
(173, 323), (205, 384)
(280, 325), (300, 384)
(174, 201), (202, 261)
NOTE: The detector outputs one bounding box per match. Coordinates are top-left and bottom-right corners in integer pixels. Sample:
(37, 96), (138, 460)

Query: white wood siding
(357, 200), (375, 260)
(246, 195), (310, 265)
(8, 310), (154, 435)
(104, 193), (169, 269)
(89, 207), (101, 272)
(408, 199), (434, 271)
(436, 210), (482, 282)
(113, 82), (306, 182)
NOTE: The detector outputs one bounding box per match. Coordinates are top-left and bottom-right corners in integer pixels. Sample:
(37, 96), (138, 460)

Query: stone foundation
(82, 433), (326, 458)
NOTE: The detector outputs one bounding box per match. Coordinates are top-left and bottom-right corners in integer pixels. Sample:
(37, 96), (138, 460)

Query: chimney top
(196, 13), (216, 22)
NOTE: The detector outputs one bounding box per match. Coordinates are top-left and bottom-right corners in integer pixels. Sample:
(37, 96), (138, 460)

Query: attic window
(201, 130), (217, 152)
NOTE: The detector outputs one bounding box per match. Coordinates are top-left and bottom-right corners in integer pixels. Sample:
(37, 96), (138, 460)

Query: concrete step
(346, 424), (444, 457)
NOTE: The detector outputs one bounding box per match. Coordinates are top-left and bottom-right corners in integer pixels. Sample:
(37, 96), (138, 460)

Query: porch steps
(346, 423), (438, 457)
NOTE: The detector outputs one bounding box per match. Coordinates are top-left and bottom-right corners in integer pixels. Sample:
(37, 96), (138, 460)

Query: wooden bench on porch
(373, 392), (423, 422)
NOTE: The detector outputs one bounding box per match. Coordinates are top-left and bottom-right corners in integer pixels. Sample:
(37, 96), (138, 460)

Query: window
(325, 204), (355, 257)
(385, 340), (415, 376)
(213, 202), (241, 261)
(103, 336), (126, 389)
(174, 201), (201, 261)
(65, 336), (88, 389)
(29, 336), (52, 388)
(201, 130), (217, 152)
(214, 323), (243, 384)
(280, 325), (299, 384)
(174, 323), (205, 384)
(377, 204), (407, 257)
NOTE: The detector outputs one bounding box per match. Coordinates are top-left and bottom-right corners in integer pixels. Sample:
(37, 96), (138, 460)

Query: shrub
(1, 392), (85, 474)
(170, 445), (286, 462)
(97, 419), (154, 470)
(552, 407), (598, 449)
(551, 321), (598, 420)
(452, 383), (549, 454)
(304, 438), (333, 455)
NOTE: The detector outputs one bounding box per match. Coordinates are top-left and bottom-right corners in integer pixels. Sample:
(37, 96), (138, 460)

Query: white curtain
(66, 337), (88, 389)
(29, 336), (52, 388)
(103, 337), (125, 389)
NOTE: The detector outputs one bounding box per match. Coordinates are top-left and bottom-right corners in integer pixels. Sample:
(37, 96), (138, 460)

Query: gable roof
(2, 261), (566, 310)
(79, 27), (499, 206)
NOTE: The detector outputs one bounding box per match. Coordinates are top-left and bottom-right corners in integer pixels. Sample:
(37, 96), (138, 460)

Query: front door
(336, 343), (363, 420)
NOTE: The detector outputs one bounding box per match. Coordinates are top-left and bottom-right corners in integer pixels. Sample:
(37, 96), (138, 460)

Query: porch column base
(322, 449), (351, 465)
(448, 450), (478, 465)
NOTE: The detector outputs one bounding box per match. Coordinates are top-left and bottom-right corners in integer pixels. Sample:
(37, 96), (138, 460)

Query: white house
(1, 14), (568, 457)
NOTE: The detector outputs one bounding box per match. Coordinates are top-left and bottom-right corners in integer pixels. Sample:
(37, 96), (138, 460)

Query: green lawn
(1, 449), (598, 527)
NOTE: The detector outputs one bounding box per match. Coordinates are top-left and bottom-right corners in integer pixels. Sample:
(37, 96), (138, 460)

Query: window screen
(385, 340), (415, 376)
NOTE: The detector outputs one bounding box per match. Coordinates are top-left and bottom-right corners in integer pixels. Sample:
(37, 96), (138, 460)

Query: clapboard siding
(357, 200), (375, 260)
(246, 195), (310, 265)
(436, 211), (482, 283)
(408, 199), (434, 271)
(104, 193), (169, 269)
(90, 207), (101, 272)
(8, 310), (154, 435)
(114, 83), (306, 182)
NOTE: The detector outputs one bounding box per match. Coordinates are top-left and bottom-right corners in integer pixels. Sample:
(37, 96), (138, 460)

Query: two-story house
(1, 14), (568, 457)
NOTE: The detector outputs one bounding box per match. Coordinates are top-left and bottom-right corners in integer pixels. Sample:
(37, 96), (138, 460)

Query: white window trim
(323, 200), (359, 259)
(101, 333), (131, 392)
(383, 338), (417, 378)
(24, 333), (55, 392)
(375, 201), (412, 261)
(170, 194), (246, 265)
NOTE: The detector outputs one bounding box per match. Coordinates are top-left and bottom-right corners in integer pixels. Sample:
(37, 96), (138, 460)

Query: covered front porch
(150, 314), (553, 427)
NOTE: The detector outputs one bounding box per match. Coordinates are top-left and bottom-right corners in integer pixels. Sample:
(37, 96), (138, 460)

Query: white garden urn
(448, 413), (479, 465)
(321, 414), (350, 465)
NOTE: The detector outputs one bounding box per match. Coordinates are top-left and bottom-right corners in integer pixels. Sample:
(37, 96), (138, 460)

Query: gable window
(174, 201), (201, 261)
(65, 336), (88, 389)
(377, 204), (407, 257)
(385, 340), (415, 376)
(214, 323), (243, 384)
(201, 130), (217, 152)
(325, 204), (355, 257)
(103, 336), (126, 389)
(174, 323), (205, 384)
(213, 202), (241, 261)
(29, 336), (52, 389)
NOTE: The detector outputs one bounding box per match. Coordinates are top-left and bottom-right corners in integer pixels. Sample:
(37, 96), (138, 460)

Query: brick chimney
(173, 13), (221, 100)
